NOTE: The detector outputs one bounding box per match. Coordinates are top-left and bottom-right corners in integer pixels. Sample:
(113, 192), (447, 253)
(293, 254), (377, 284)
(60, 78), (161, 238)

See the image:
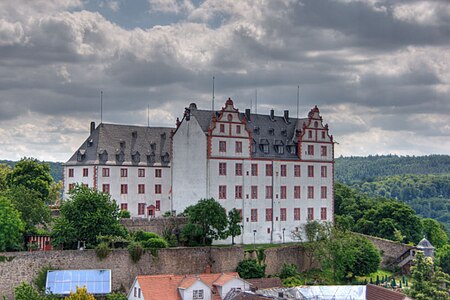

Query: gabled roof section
(65, 123), (174, 166)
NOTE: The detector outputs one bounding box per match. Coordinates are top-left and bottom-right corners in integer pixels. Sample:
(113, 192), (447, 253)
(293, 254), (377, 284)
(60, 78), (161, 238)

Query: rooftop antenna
(212, 76), (215, 114)
(296, 85), (300, 120)
(147, 104), (150, 127)
(255, 89), (258, 115)
(100, 90), (103, 124)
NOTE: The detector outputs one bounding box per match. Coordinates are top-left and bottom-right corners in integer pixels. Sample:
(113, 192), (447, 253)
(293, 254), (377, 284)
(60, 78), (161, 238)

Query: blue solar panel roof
(46, 269), (111, 295)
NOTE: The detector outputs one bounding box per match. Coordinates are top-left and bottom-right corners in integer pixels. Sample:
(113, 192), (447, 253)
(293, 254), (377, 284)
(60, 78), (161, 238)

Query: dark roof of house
(65, 123), (174, 166)
(366, 284), (411, 300)
(246, 278), (283, 290)
(189, 107), (309, 160)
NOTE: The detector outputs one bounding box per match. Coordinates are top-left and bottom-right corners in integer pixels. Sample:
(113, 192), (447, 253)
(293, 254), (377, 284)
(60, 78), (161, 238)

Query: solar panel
(45, 269), (111, 295)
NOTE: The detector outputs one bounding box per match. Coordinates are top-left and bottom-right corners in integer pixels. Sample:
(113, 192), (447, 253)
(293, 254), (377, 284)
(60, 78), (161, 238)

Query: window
(102, 184), (110, 194)
(308, 165), (314, 177)
(219, 162), (227, 175)
(262, 144), (269, 153)
(219, 141), (226, 152)
(134, 287), (137, 297)
(280, 165), (287, 177)
(265, 164), (272, 176)
(321, 186), (327, 199)
(138, 203), (145, 215)
(155, 169), (162, 178)
(220, 124), (225, 133)
(138, 184), (145, 194)
(155, 184), (162, 194)
(321, 146), (327, 156)
(308, 207), (314, 220)
(83, 168), (88, 177)
(294, 186), (301, 199)
(308, 130), (312, 139)
(280, 186), (287, 199)
(235, 185), (243, 199)
(321, 207), (327, 220)
(280, 208), (287, 221)
(251, 164), (258, 176)
(138, 168), (145, 177)
(276, 145), (284, 154)
(251, 186), (258, 199)
(294, 208), (301, 221)
(235, 163), (243, 176)
(68, 168), (74, 177)
(266, 208), (273, 221)
(308, 186), (314, 199)
(121, 184), (128, 194)
(251, 209), (258, 222)
(120, 168), (127, 177)
(235, 141), (242, 153)
(138, 288), (141, 298)
(69, 183), (75, 192)
(120, 203), (128, 211)
(193, 290), (204, 300)
(236, 209), (243, 221)
(307, 145), (314, 155)
(156, 200), (160, 211)
(265, 186), (272, 199)
(321, 166), (327, 178)
(102, 168), (110, 177)
(322, 131), (326, 139)
(294, 165), (301, 177)
(236, 125), (241, 134)
(219, 185), (227, 199)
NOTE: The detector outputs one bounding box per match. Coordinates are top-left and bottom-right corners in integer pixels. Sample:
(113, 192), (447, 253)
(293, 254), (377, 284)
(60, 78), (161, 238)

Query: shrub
(128, 241), (144, 263)
(236, 259), (265, 279)
(119, 210), (130, 219)
(65, 286), (95, 299)
(282, 276), (303, 287)
(106, 293), (128, 300)
(279, 263), (299, 279)
(95, 242), (111, 261)
(142, 238), (169, 249)
(14, 283), (43, 300)
(134, 230), (162, 242)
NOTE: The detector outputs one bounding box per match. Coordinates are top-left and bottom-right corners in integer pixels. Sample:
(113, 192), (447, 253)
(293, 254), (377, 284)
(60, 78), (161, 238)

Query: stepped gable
(65, 123), (174, 166)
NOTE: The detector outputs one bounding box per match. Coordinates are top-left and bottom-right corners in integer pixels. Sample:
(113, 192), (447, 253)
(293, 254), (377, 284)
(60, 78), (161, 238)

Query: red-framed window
(138, 184), (145, 194)
(308, 130), (313, 139)
(307, 145), (314, 155)
(294, 208), (301, 221)
(236, 209), (243, 221)
(102, 168), (110, 177)
(155, 184), (162, 194)
(280, 186), (287, 199)
(307, 186), (314, 199)
(235, 163), (243, 176)
(235, 185), (243, 199)
(120, 168), (128, 177)
(321, 186), (327, 199)
(83, 168), (88, 177)
(321, 146), (327, 156)
(308, 165), (314, 177)
(138, 203), (145, 215)
(156, 200), (161, 211)
(307, 207), (314, 220)
(138, 168), (145, 177)
(266, 164), (272, 176)
(120, 203), (128, 211)
(121, 184), (128, 194)
(219, 141), (226, 152)
(235, 141), (242, 153)
(280, 165), (287, 177)
(155, 169), (162, 178)
(265, 186), (272, 199)
(219, 162), (227, 175)
(219, 185), (227, 199)
(321, 207), (327, 220)
(322, 131), (326, 139)
(69, 183), (75, 192)
(251, 186), (258, 199)
(68, 168), (74, 177)
(280, 208), (287, 221)
(294, 186), (301, 199)
(265, 208), (272, 221)
(294, 165), (301, 177)
(102, 184), (110, 194)
(321, 166), (327, 177)
(220, 124), (225, 133)
(251, 164), (258, 176)
(251, 209), (258, 222)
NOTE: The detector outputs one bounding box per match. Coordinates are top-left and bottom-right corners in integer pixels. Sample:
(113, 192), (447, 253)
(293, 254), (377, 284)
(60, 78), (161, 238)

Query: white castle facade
(64, 98), (334, 244)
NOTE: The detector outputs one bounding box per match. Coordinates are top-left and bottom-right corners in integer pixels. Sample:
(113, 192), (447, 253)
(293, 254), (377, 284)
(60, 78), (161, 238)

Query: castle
(64, 98), (334, 244)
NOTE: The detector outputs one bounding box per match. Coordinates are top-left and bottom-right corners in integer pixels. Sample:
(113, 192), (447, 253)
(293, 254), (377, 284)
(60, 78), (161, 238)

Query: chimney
(284, 110), (289, 122)
(270, 109), (274, 120)
(245, 108), (251, 121)
(90, 122), (95, 134)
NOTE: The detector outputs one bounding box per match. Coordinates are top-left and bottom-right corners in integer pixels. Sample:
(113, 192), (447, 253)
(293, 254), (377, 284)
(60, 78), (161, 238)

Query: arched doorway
(147, 205), (155, 218)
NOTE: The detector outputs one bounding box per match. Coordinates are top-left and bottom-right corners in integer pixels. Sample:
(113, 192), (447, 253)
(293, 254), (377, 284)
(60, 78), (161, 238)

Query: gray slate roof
(65, 123), (174, 166)
(190, 107), (309, 160)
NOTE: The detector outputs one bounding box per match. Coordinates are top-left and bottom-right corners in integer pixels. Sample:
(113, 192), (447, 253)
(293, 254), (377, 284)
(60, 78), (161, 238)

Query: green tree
(7, 158), (53, 203)
(183, 198), (228, 245)
(51, 185), (127, 249)
(435, 244), (450, 275)
(0, 196), (25, 251)
(0, 163), (12, 191)
(14, 282), (44, 300)
(422, 218), (449, 249)
(227, 208), (242, 245)
(64, 286), (95, 300)
(236, 259), (265, 279)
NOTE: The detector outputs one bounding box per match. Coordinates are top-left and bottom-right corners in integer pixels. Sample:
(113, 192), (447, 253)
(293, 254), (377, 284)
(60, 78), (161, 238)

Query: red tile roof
(366, 284), (411, 300)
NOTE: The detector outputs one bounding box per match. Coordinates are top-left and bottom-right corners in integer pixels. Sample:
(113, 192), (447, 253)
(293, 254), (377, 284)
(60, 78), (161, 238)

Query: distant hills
(0, 159), (64, 183)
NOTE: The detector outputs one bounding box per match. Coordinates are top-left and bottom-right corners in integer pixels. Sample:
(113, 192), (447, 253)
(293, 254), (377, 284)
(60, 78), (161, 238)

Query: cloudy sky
(0, 0), (449, 162)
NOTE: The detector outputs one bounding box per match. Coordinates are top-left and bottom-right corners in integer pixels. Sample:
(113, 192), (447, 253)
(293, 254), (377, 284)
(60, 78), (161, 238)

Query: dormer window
(116, 150), (125, 163)
(98, 150), (108, 162)
(147, 151), (155, 164)
(288, 145), (297, 154)
(87, 139), (93, 147)
(161, 152), (170, 163)
(132, 151), (140, 163)
(268, 128), (274, 135)
(274, 140), (284, 154)
(120, 140), (126, 148)
(77, 149), (86, 162)
(259, 139), (269, 154)
(251, 140), (257, 153)
(193, 290), (204, 300)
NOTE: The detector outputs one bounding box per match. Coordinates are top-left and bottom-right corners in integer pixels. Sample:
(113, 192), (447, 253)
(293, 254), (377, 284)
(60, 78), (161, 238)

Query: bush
(95, 242), (111, 261)
(142, 238), (169, 249)
(65, 286), (95, 299)
(236, 259), (265, 279)
(119, 210), (130, 219)
(282, 276), (303, 287)
(134, 230), (162, 242)
(128, 241), (144, 263)
(279, 263), (299, 279)
(106, 293), (128, 300)
(14, 283), (43, 300)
